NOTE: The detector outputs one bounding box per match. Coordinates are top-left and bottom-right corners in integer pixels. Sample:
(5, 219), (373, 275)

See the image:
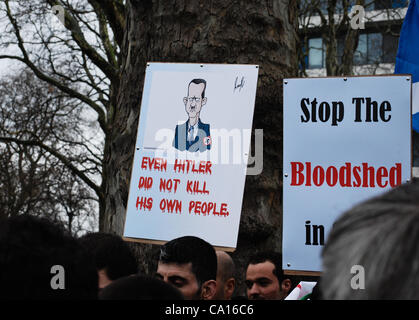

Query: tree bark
(103, 0), (298, 295)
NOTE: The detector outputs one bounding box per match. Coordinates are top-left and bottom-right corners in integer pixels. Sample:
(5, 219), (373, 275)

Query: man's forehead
(157, 261), (194, 276)
(246, 261), (276, 279)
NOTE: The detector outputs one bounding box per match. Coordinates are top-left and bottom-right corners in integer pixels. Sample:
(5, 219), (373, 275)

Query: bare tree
(0, 0), (116, 230)
(0, 68), (98, 235)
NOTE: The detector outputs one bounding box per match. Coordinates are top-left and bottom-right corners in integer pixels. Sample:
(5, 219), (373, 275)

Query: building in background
(299, 0), (408, 77)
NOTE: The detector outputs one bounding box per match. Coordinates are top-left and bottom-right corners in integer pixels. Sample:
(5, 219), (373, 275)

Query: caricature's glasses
(187, 97), (201, 103)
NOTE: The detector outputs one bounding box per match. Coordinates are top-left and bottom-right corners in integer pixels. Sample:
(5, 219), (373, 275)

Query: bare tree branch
(44, 0), (118, 83)
(2, 0), (109, 133)
(89, 1), (118, 70)
(0, 136), (102, 199)
(88, 0), (125, 49)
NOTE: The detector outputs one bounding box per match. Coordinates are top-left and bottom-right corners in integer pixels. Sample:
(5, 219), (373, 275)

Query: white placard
(283, 75), (412, 272)
(123, 63), (259, 249)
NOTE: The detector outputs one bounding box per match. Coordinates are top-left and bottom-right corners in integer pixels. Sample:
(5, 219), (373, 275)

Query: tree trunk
(103, 0), (298, 295)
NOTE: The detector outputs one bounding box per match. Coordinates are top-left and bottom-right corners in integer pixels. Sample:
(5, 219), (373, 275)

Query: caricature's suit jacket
(173, 119), (211, 152)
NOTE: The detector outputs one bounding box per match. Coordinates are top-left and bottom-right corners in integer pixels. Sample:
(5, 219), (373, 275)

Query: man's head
(183, 79), (207, 120)
(321, 178), (419, 299)
(156, 236), (217, 300)
(79, 232), (138, 289)
(0, 215), (98, 299)
(245, 251), (292, 300)
(214, 251), (236, 300)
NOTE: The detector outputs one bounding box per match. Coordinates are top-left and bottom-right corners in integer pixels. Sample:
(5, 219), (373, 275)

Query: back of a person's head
(321, 178), (419, 299)
(0, 215), (98, 299)
(159, 236), (217, 285)
(79, 232), (138, 280)
(310, 280), (323, 300)
(99, 275), (184, 300)
(247, 251), (285, 282)
(217, 251), (236, 282)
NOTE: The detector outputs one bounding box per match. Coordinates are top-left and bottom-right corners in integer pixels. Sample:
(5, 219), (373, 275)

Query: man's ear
(201, 97), (207, 106)
(201, 279), (217, 300)
(97, 269), (112, 289)
(183, 97), (188, 105)
(225, 278), (236, 300)
(281, 278), (292, 294)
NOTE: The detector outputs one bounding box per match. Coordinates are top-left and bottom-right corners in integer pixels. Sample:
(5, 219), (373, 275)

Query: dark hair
(78, 232), (138, 280)
(188, 79), (207, 98)
(247, 251), (285, 283)
(99, 275), (184, 300)
(159, 236), (217, 286)
(321, 178), (419, 299)
(0, 215), (98, 299)
(310, 280), (322, 300)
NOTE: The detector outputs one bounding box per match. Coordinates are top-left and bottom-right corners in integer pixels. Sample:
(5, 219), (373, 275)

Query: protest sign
(283, 75), (412, 273)
(123, 63), (259, 249)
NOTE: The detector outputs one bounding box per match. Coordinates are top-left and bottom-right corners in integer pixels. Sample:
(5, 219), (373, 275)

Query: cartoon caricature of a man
(173, 79), (211, 152)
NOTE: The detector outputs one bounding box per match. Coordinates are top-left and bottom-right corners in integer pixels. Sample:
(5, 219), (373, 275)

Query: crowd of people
(1, 179), (419, 300)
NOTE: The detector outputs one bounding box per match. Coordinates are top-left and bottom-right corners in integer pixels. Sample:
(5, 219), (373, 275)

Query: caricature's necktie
(188, 125), (194, 141)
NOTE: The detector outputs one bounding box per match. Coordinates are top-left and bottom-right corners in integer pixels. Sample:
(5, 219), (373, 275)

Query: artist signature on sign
(234, 76), (245, 92)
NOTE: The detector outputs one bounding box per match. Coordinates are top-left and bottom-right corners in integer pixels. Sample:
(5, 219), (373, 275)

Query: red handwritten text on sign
(135, 157), (229, 217)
